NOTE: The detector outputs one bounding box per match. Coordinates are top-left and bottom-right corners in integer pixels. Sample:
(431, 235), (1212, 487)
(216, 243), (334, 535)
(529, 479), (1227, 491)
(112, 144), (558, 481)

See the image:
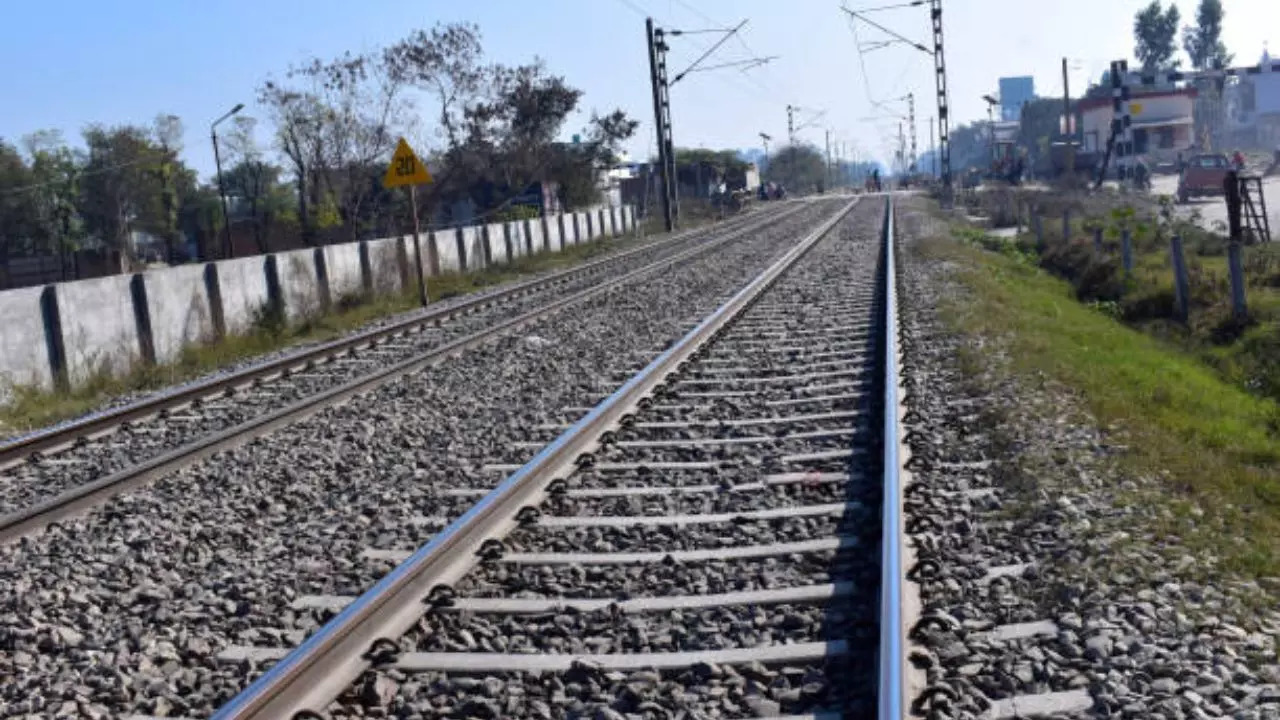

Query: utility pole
(929, 116), (936, 178)
(930, 0), (951, 197)
(646, 18), (677, 232)
(786, 105), (796, 189)
(825, 129), (832, 192)
(1062, 57), (1076, 176)
(897, 123), (906, 177)
(907, 92), (917, 175)
(759, 132), (771, 180)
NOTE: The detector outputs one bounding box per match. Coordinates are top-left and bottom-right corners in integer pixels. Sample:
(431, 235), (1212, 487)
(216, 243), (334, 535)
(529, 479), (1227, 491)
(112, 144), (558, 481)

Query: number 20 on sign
(383, 138), (433, 189)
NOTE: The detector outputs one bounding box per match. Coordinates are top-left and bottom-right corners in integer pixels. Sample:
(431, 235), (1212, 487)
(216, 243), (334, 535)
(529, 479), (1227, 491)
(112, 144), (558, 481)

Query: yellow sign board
(1128, 102), (1144, 116)
(382, 138), (433, 189)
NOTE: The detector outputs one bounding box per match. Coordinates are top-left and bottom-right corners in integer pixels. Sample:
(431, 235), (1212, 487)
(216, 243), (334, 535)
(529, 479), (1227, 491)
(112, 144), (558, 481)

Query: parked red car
(1177, 153), (1230, 203)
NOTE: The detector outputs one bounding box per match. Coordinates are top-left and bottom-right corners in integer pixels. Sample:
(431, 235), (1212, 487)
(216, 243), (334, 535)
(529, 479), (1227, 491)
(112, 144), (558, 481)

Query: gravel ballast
(323, 198), (887, 719)
(895, 199), (1280, 719)
(0, 207), (793, 516)
(0, 200), (852, 718)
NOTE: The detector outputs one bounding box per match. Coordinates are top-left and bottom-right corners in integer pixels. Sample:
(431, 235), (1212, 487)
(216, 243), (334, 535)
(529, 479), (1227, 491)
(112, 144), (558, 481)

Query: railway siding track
(0, 205), (813, 541)
(0, 205), (788, 471)
(208, 195), (910, 719)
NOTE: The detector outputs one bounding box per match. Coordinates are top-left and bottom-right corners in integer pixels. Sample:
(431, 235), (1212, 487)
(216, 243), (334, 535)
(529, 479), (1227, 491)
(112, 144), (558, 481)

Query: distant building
(999, 76), (1036, 121)
(1077, 87), (1197, 159)
(1226, 49), (1280, 147)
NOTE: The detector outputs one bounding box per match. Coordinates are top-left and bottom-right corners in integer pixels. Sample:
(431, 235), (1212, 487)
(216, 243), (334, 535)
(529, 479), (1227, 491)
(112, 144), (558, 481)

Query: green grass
(0, 223), (700, 436)
(921, 222), (1280, 578)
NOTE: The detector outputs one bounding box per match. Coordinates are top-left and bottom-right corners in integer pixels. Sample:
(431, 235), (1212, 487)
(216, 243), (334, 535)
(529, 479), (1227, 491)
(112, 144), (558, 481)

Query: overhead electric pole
(929, 0), (951, 196)
(1062, 56), (1075, 176)
(825, 129), (832, 191)
(646, 18), (676, 232)
(759, 132), (771, 179)
(907, 92), (917, 174)
(645, 17), (765, 225)
(929, 116), (936, 178)
(787, 105), (796, 146)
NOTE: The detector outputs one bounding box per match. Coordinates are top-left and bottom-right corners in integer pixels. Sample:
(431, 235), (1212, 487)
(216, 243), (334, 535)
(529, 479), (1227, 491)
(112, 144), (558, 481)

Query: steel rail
(877, 192), (905, 720)
(0, 206), (793, 467)
(210, 197), (862, 720)
(0, 204), (812, 543)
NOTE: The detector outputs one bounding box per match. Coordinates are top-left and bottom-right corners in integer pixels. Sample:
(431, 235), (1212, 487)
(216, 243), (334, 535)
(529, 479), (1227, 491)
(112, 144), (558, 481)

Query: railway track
(207, 195), (908, 719)
(0, 205), (791, 470)
(0, 203), (816, 541)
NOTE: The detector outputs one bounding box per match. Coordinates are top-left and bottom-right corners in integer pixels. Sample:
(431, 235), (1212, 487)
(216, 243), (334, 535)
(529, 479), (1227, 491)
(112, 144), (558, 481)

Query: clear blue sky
(2, 0), (1275, 180)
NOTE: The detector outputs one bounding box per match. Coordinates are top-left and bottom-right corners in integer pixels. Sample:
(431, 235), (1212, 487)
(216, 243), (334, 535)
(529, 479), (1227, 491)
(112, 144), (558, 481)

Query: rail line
(0, 205), (791, 469)
(0, 203), (830, 542)
(208, 195), (908, 719)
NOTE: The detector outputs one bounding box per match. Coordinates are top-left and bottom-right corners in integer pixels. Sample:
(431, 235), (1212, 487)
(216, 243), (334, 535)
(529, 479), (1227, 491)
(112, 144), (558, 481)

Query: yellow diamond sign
(1129, 102), (1144, 116)
(383, 138), (433, 189)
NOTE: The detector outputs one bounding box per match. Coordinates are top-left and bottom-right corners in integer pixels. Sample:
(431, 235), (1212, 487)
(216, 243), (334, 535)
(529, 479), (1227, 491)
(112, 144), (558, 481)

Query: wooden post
(1062, 209), (1071, 241)
(1034, 212), (1044, 251)
(1121, 228), (1133, 273)
(1169, 233), (1190, 322)
(1227, 242), (1247, 319)
(1093, 226), (1103, 253)
(409, 185), (427, 307)
(1224, 169), (1248, 319)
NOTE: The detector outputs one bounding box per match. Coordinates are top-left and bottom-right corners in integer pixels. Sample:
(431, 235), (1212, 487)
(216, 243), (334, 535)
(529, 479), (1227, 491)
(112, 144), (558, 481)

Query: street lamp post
(759, 132), (771, 184)
(211, 103), (245, 259)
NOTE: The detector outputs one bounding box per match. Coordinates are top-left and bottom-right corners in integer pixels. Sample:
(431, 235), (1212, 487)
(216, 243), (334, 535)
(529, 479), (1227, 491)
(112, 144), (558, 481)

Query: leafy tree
(946, 123), (991, 172)
(550, 110), (638, 209)
(1134, 1), (1182, 74)
(1182, 0), (1231, 70)
(22, 131), (85, 267)
(0, 140), (37, 260)
(765, 145), (826, 193)
(79, 124), (171, 262)
(453, 60), (582, 204)
(223, 116), (292, 253)
(258, 82), (326, 245)
(151, 114), (185, 262)
(384, 23), (487, 151)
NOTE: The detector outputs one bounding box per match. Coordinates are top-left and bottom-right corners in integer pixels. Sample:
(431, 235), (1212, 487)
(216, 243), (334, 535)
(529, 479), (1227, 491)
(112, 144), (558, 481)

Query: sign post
(382, 138), (434, 307)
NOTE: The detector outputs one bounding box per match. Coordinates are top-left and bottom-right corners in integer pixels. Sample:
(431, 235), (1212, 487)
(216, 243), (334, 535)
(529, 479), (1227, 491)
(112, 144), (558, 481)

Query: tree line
(0, 23), (637, 266)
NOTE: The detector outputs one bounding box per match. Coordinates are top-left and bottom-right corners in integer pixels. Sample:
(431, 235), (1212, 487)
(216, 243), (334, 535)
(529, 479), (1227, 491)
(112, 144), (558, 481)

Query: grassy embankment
(920, 197), (1280, 578)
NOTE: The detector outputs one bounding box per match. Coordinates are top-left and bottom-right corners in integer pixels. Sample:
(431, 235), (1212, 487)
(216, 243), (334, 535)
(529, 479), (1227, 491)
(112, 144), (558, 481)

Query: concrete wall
(484, 224), (509, 266)
(216, 255), (272, 336)
(0, 286), (54, 390)
(568, 214), (583, 245)
(366, 237), (405, 295)
(432, 231), (462, 274)
(324, 243), (364, 301)
(276, 248), (324, 321)
(508, 221), (528, 259)
(0, 205), (633, 395)
(461, 227), (485, 271)
(546, 216), (564, 250)
(56, 274), (140, 384)
(525, 219), (544, 255)
(143, 264), (216, 364)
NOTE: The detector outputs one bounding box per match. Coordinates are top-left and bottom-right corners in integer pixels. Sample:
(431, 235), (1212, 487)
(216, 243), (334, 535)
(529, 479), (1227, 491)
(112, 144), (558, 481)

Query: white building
(1078, 88), (1197, 159)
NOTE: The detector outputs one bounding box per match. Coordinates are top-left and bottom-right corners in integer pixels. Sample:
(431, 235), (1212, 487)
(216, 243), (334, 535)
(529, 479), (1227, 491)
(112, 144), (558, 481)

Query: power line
(671, 19), (749, 84)
(0, 155), (156, 198)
